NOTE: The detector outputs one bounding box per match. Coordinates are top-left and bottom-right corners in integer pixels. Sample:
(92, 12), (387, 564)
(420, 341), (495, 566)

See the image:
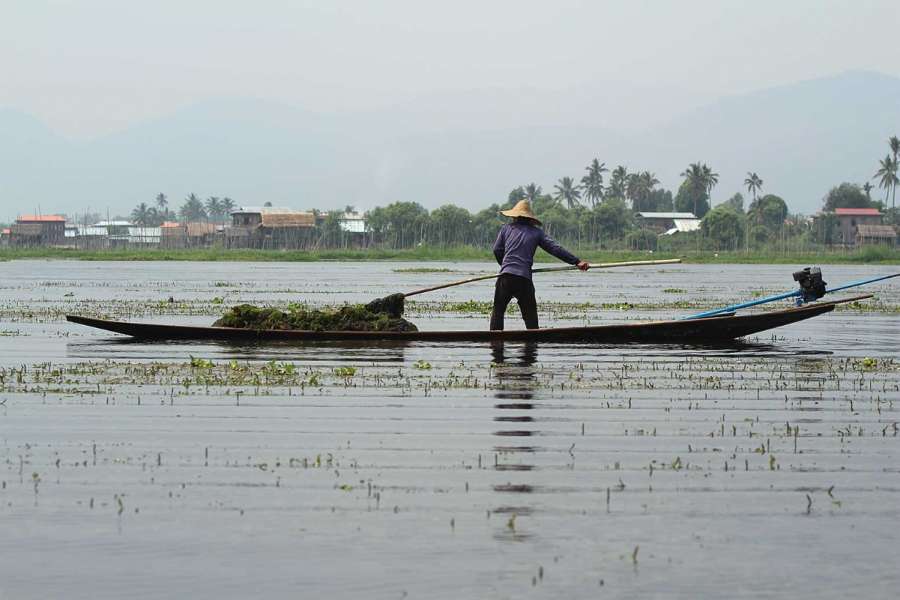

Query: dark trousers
(490, 274), (538, 330)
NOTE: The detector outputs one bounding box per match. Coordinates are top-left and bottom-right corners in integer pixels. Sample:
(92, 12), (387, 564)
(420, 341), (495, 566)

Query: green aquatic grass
(213, 302), (418, 332)
(4, 354), (897, 397)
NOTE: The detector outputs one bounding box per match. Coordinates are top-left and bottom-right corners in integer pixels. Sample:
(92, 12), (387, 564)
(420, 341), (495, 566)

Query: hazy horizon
(2, 0), (900, 221)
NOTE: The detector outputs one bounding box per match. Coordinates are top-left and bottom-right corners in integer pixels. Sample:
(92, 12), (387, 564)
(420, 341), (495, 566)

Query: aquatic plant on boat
(213, 302), (418, 332)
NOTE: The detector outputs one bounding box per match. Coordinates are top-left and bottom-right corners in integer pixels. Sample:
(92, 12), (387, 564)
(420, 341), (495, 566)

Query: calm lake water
(1, 260), (898, 599)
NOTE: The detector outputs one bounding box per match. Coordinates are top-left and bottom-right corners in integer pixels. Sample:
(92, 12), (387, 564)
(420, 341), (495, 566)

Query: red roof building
(832, 207), (884, 246)
(834, 208), (882, 217)
(11, 215), (67, 246)
(16, 215), (67, 222)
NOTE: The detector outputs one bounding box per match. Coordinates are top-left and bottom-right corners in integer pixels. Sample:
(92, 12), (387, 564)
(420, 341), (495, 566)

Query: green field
(1, 245), (899, 264)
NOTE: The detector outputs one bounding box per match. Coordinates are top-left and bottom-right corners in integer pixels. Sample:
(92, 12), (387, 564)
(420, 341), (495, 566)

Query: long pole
(403, 258), (682, 298)
(683, 272), (899, 320)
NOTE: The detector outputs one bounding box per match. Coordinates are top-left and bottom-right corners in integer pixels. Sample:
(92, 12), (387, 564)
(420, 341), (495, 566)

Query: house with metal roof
(636, 212), (700, 235)
(339, 211), (367, 234)
(94, 220), (133, 247)
(65, 224), (109, 249)
(128, 227), (161, 246)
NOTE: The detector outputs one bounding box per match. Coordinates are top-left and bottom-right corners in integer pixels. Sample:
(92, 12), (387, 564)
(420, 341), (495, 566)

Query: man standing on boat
(491, 200), (589, 330)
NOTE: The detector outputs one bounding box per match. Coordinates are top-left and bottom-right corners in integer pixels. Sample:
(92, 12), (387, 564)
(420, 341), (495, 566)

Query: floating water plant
(856, 357), (878, 371)
(189, 356), (214, 369)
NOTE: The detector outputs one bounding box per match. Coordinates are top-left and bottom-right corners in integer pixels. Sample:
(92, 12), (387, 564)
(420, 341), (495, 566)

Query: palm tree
(131, 203), (151, 226)
(862, 181), (873, 200)
(701, 164), (719, 197)
(887, 157), (898, 210)
(205, 197), (222, 222)
(641, 171), (660, 189)
(221, 197), (236, 219)
(632, 171), (659, 212)
(155, 193), (169, 220)
(681, 162), (718, 215)
(681, 163), (703, 183)
(580, 159), (607, 207)
(524, 183), (542, 203)
(625, 173), (642, 210)
(874, 155), (899, 206)
(744, 172), (763, 201)
(680, 163), (705, 216)
(553, 177), (582, 209)
(179, 193), (207, 222)
(606, 166), (628, 200)
(890, 136), (900, 210)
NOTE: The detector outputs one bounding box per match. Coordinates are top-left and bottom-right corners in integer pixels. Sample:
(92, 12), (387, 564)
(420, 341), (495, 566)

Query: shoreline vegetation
(1, 245), (899, 264)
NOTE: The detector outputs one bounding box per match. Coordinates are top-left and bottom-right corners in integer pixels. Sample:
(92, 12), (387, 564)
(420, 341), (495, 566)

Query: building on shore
(0, 228), (9, 247)
(129, 226), (162, 247)
(225, 206), (316, 249)
(160, 222), (219, 248)
(64, 224), (109, 249)
(9, 215), (66, 247)
(855, 224), (897, 247)
(338, 211), (369, 247)
(339, 211), (367, 233)
(636, 212), (701, 235)
(62, 222), (161, 249)
(160, 222), (184, 248)
(833, 208), (884, 246)
(94, 220), (133, 248)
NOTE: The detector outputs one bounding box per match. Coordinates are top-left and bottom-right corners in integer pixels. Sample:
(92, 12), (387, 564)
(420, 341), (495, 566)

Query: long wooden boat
(65, 295), (869, 344)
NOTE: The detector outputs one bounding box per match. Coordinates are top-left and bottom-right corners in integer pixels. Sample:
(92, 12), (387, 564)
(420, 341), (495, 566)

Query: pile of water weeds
(213, 301), (418, 332)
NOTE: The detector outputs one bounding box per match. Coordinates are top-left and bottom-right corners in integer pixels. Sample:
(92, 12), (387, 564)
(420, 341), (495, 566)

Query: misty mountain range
(2, 69), (898, 220)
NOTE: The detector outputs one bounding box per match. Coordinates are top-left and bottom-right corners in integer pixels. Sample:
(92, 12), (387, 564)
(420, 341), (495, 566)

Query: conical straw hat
(500, 200), (541, 225)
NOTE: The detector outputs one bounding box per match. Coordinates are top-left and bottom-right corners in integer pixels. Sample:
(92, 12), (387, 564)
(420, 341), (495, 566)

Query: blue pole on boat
(682, 272), (900, 320)
(819, 272), (900, 294)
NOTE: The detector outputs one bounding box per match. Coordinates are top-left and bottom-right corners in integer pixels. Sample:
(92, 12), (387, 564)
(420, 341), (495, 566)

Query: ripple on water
(0, 261), (898, 599)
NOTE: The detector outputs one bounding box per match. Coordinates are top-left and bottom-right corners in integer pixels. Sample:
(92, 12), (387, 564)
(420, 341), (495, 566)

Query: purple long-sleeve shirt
(492, 221), (580, 279)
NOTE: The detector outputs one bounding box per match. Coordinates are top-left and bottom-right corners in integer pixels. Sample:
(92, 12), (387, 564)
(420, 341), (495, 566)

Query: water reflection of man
(490, 341), (539, 375)
(491, 342), (539, 438)
(490, 342), (540, 541)
(491, 200), (589, 331)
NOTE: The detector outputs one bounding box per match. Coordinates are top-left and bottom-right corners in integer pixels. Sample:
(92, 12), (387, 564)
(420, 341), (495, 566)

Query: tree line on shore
(127, 193), (236, 226)
(88, 134), (896, 251)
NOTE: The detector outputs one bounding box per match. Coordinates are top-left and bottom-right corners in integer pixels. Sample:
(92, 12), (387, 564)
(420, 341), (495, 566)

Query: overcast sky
(3, 0), (900, 138)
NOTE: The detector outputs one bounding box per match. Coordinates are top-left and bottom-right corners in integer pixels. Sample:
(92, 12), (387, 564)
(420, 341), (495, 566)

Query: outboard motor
(793, 267), (827, 304)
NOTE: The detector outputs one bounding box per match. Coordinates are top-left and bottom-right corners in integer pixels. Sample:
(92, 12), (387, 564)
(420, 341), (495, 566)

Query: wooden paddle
(367, 258), (682, 316)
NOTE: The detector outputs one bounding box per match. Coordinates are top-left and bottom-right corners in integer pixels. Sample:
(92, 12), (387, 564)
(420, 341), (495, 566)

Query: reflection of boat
(66, 295), (869, 344)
